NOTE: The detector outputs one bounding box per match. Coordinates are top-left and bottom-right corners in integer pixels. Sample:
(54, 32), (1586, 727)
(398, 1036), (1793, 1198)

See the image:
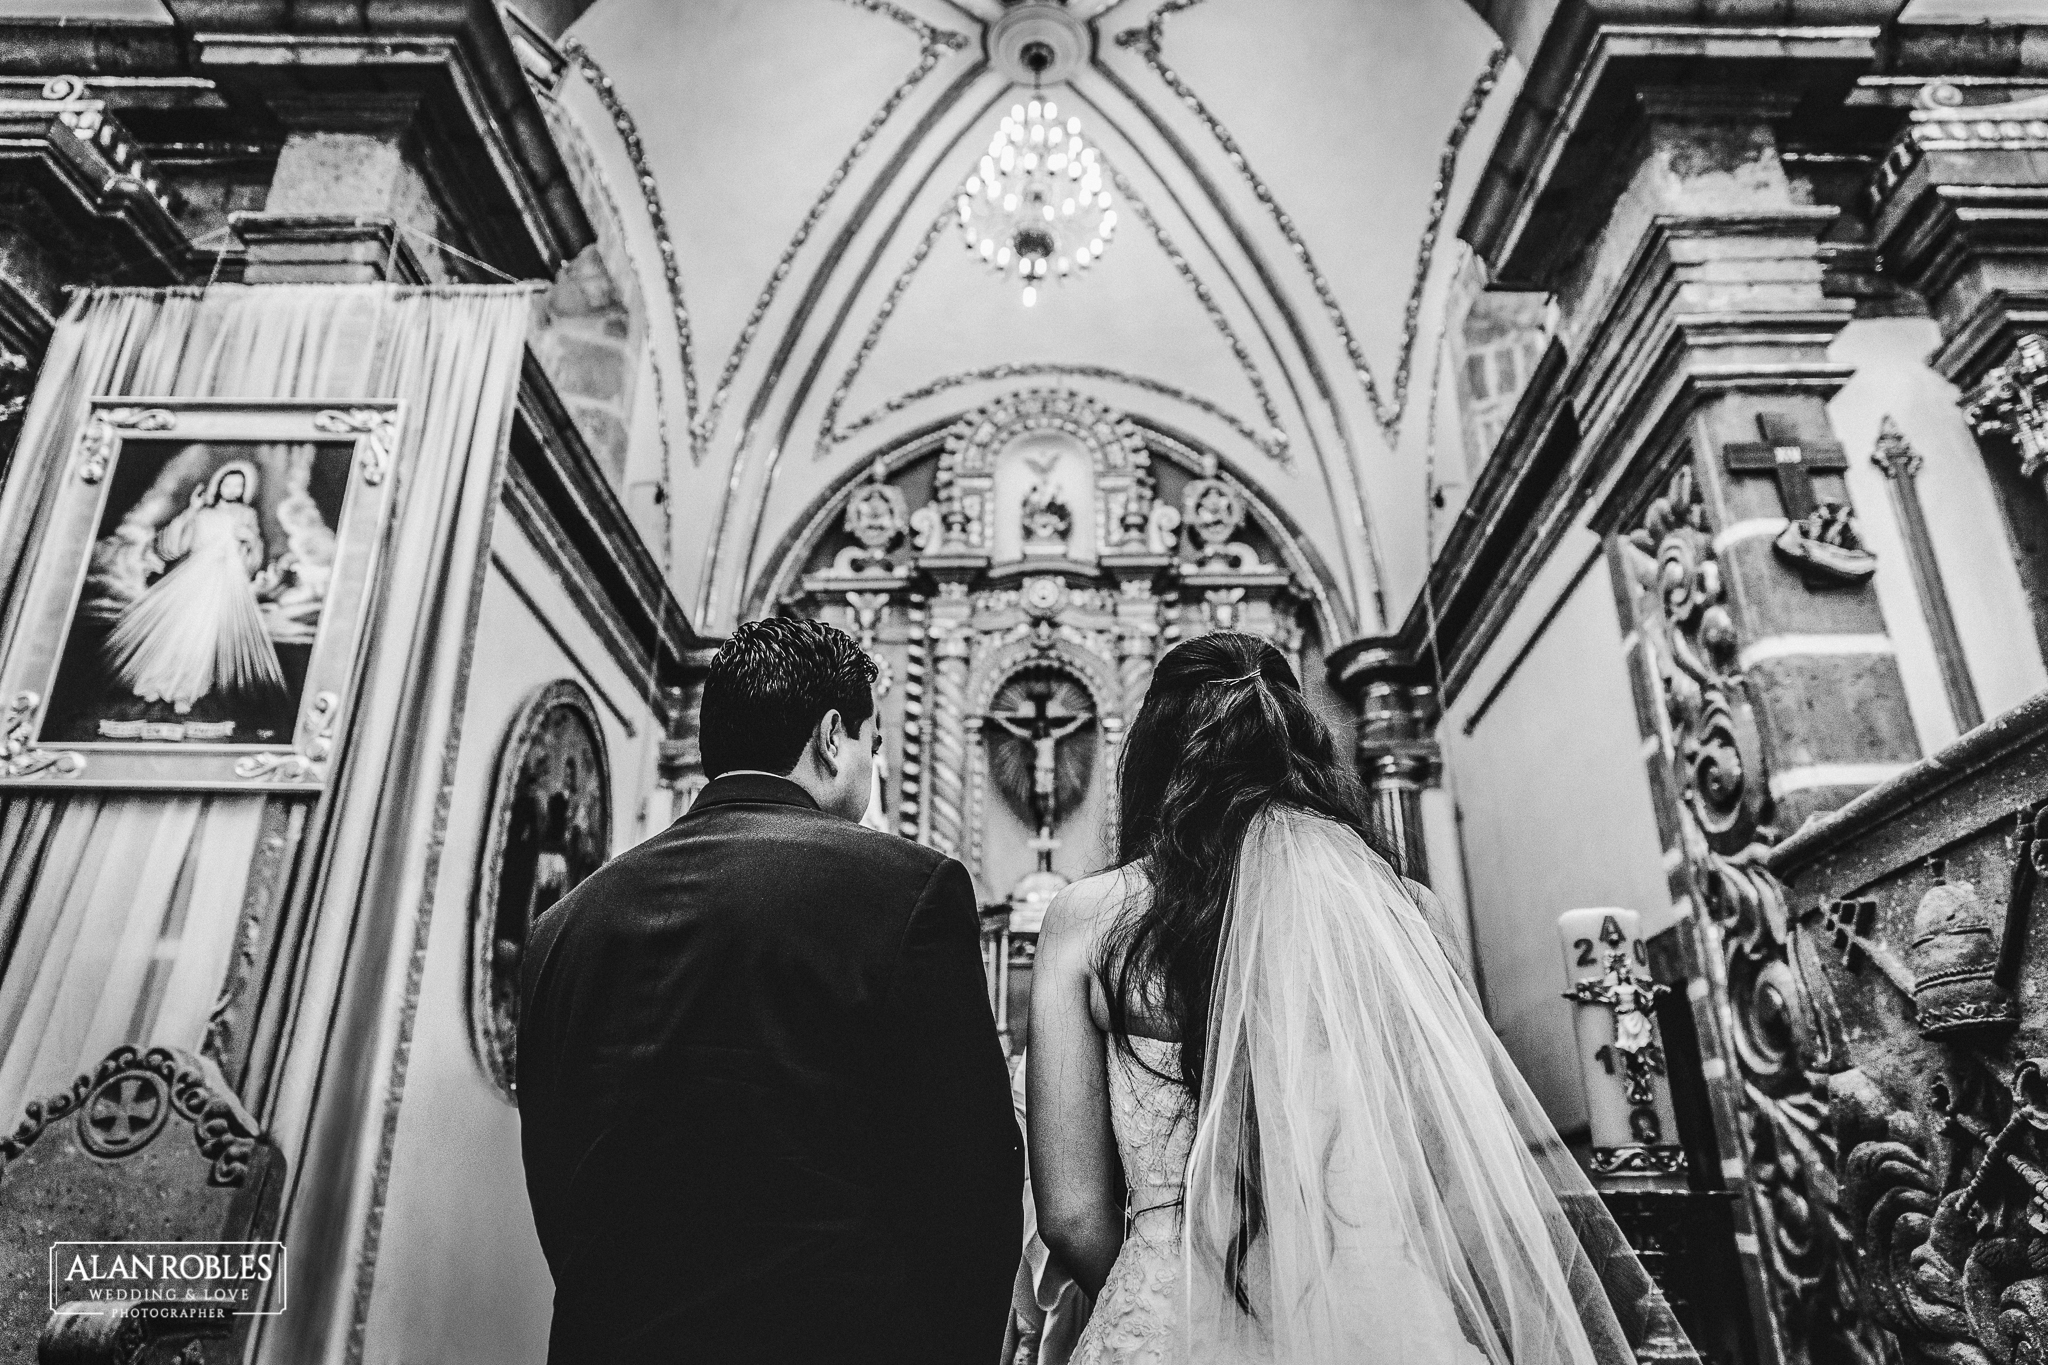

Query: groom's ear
(811, 709), (846, 772)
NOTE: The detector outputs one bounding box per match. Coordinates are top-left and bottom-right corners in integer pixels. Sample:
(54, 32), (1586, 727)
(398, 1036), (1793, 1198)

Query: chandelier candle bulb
(1557, 909), (1686, 1182)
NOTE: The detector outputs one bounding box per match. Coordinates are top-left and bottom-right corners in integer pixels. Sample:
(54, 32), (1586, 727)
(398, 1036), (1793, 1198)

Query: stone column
(1463, 28), (1918, 1361)
(920, 572), (980, 861)
(653, 646), (722, 824)
(1326, 642), (1439, 885)
(1101, 551), (1170, 720)
(1875, 81), (2048, 667)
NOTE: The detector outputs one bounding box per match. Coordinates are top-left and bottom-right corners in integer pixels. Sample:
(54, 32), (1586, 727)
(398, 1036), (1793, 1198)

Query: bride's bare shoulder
(1041, 865), (1144, 945)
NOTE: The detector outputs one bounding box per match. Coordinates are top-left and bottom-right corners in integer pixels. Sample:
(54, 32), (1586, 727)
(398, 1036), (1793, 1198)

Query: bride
(1028, 632), (1684, 1364)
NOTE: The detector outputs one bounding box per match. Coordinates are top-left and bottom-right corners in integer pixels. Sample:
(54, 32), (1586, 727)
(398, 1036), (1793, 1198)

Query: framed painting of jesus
(0, 398), (400, 790)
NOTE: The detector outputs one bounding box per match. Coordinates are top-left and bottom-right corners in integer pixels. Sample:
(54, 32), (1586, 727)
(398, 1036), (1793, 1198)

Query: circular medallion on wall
(470, 680), (611, 1096)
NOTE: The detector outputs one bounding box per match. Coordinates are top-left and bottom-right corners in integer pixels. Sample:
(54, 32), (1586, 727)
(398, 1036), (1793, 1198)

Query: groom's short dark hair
(699, 617), (879, 779)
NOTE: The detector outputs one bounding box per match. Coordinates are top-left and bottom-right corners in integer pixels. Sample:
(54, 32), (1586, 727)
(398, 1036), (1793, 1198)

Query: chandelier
(958, 96), (1117, 307)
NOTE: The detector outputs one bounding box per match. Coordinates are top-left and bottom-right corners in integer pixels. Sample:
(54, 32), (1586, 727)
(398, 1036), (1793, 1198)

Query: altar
(761, 388), (1344, 1052)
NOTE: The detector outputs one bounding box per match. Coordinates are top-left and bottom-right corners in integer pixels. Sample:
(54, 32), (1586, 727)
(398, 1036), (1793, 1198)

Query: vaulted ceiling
(561, 0), (1510, 633)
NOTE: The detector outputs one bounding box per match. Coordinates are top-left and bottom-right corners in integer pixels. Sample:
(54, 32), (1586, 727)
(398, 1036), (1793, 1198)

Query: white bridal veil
(1178, 808), (1686, 1364)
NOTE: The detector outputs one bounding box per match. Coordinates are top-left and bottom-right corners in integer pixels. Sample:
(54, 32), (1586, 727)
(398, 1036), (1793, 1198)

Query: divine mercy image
(38, 439), (345, 746)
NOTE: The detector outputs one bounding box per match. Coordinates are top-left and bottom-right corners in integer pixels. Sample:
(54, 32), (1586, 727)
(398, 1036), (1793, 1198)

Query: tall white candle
(1558, 907), (1680, 1162)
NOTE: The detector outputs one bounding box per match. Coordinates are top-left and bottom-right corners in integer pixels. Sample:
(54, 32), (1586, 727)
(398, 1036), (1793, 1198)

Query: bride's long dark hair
(1098, 631), (1383, 1096)
(1100, 632), (1384, 1309)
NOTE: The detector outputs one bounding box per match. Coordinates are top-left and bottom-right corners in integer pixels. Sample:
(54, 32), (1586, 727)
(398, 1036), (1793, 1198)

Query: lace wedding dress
(1071, 1037), (1491, 1365)
(1067, 810), (1683, 1365)
(1069, 1035), (1187, 1365)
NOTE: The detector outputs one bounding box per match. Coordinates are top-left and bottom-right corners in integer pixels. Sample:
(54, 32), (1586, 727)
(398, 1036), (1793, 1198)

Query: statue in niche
(1147, 500), (1182, 557)
(1019, 452), (1074, 556)
(909, 502), (943, 554)
(985, 669), (1095, 869)
(474, 683), (610, 1094)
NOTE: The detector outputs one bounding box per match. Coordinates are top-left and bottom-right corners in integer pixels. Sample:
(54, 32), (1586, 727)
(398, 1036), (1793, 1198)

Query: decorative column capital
(655, 645), (722, 802)
(1869, 415), (1924, 482)
(1327, 640), (1440, 767)
(1327, 637), (1441, 882)
(1965, 332), (2048, 480)
(1872, 82), (2048, 384)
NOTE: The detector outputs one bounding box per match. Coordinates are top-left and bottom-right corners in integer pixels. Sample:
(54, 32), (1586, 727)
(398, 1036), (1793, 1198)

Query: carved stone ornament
(1184, 460), (1244, 544)
(1625, 465), (1768, 854)
(1840, 1059), (2048, 1365)
(1908, 866), (2019, 1039)
(833, 467), (910, 576)
(1118, 467), (1157, 548)
(1620, 461), (1889, 1361)
(1967, 333), (2048, 479)
(0, 1045), (260, 1187)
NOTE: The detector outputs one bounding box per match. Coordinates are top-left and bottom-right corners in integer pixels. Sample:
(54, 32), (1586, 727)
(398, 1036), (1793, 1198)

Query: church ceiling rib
(812, 150), (1285, 461)
(542, 69), (682, 570)
(701, 76), (1006, 622)
(1073, 88), (1368, 610)
(836, 362), (1276, 452)
(1086, 58), (1385, 620)
(559, 36), (702, 456)
(1108, 158), (1287, 458)
(693, 2), (970, 460)
(1112, 2), (1508, 447)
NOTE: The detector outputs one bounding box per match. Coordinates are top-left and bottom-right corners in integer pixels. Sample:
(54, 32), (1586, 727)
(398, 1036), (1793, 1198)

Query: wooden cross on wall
(1723, 413), (1848, 521)
(1722, 412), (1876, 584)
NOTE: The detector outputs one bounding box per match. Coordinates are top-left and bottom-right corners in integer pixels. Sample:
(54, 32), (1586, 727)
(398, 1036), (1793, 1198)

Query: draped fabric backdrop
(0, 288), (536, 1316)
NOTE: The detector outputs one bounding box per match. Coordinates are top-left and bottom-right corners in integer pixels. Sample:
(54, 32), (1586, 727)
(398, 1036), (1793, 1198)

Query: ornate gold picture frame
(0, 398), (399, 791)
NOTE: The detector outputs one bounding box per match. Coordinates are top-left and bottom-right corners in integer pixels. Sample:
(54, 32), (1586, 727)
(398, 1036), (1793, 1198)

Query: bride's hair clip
(1210, 668), (1264, 688)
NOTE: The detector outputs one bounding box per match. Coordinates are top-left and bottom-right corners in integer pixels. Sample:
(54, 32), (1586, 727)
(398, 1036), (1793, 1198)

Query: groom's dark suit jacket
(518, 773), (1023, 1364)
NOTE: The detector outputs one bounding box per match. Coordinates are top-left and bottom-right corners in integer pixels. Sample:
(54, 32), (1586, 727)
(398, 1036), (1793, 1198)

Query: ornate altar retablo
(771, 388), (1327, 1055)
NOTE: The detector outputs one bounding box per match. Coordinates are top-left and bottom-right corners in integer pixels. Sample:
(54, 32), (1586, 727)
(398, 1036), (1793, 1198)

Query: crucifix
(1724, 412), (1876, 583)
(986, 690), (1094, 871)
(1561, 917), (1670, 1108)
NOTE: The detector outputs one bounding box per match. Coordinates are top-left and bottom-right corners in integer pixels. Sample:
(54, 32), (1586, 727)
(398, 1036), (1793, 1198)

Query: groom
(518, 618), (1023, 1364)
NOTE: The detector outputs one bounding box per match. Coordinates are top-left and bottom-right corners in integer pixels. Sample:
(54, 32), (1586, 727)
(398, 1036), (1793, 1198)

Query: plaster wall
(1828, 316), (2048, 751)
(358, 513), (662, 1365)
(1441, 530), (1674, 1137)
